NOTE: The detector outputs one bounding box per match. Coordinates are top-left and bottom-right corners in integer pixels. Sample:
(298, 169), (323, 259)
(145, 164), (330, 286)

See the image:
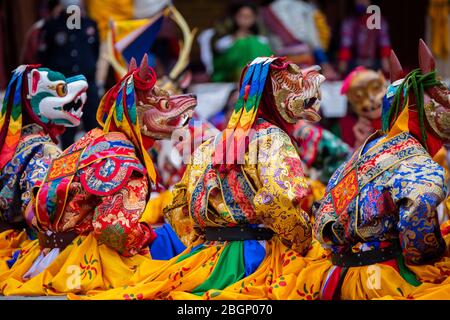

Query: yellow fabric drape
(67, 239), (327, 300)
(291, 235), (450, 300)
(0, 230), (30, 273)
(313, 10), (331, 51)
(139, 190), (174, 225)
(0, 234), (161, 296)
(85, 0), (134, 41)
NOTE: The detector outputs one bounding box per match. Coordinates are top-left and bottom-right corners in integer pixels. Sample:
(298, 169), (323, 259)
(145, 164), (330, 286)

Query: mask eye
(349, 88), (366, 102)
(160, 99), (170, 110)
(56, 83), (67, 97)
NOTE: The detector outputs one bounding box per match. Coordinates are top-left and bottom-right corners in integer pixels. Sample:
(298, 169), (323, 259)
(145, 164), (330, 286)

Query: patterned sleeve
(20, 143), (61, 212)
(92, 173), (156, 257)
(163, 168), (199, 246)
(253, 130), (312, 254)
(389, 156), (447, 264)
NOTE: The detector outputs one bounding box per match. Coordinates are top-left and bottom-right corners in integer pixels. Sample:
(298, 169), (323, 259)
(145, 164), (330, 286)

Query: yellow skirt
(0, 191), (176, 296)
(286, 235), (450, 300)
(182, 239), (329, 300)
(0, 230), (30, 273)
(68, 238), (328, 300)
(0, 233), (163, 296)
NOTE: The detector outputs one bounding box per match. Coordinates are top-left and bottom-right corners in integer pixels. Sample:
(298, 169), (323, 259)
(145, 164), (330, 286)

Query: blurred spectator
(339, 66), (386, 148)
(261, 0), (338, 80)
(338, 0), (391, 75)
(150, 16), (181, 77)
(38, 0), (100, 148)
(209, 1), (273, 82)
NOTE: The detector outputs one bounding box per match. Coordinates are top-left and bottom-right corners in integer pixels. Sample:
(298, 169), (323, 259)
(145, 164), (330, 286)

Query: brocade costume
(28, 128), (155, 256)
(0, 124), (60, 271)
(295, 43), (450, 300)
(70, 56), (328, 300)
(0, 60), (196, 295)
(0, 124), (60, 221)
(69, 119), (327, 301)
(310, 132), (450, 299)
(0, 65), (88, 274)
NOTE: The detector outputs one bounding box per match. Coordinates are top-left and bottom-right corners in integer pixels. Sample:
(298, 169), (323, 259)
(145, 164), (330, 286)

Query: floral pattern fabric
(27, 128), (154, 256)
(315, 131), (446, 264)
(0, 124), (60, 223)
(63, 116), (329, 299)
(166, 118), (312, 254)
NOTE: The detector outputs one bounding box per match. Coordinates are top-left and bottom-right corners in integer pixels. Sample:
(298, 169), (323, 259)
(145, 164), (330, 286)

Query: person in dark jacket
(38, 0), (100, 148)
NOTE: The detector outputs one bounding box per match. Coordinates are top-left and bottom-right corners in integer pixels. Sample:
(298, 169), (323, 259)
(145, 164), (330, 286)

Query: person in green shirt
(211, 1), (273, 82)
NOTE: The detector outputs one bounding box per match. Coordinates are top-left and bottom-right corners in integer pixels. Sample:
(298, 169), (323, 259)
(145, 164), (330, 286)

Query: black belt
(0, 221), (26, 233)
(332, 242), (402, 267)
(205, 227), (274, 241)
(38, 231), (78, 249)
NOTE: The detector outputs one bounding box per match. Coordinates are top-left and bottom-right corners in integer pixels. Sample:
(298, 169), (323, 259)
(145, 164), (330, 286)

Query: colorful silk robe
(315, 131), (446, 264)
(166, 118), (312, 253)
(26, 128), (154, 256)
(63, 118), (326, 300)
(0, 124), (61, 226)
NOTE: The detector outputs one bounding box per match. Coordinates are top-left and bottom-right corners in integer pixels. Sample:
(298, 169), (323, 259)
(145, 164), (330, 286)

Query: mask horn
(418, 39), (450, 108)
(418, 39), (435, 74)
(138, 54), (150, 80)
(389, 50), (404, 82)
(128, 57), (137, 73)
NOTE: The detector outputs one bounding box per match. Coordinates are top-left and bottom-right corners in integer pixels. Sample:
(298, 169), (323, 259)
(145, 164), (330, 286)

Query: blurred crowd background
(0, 0), (449, 149)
